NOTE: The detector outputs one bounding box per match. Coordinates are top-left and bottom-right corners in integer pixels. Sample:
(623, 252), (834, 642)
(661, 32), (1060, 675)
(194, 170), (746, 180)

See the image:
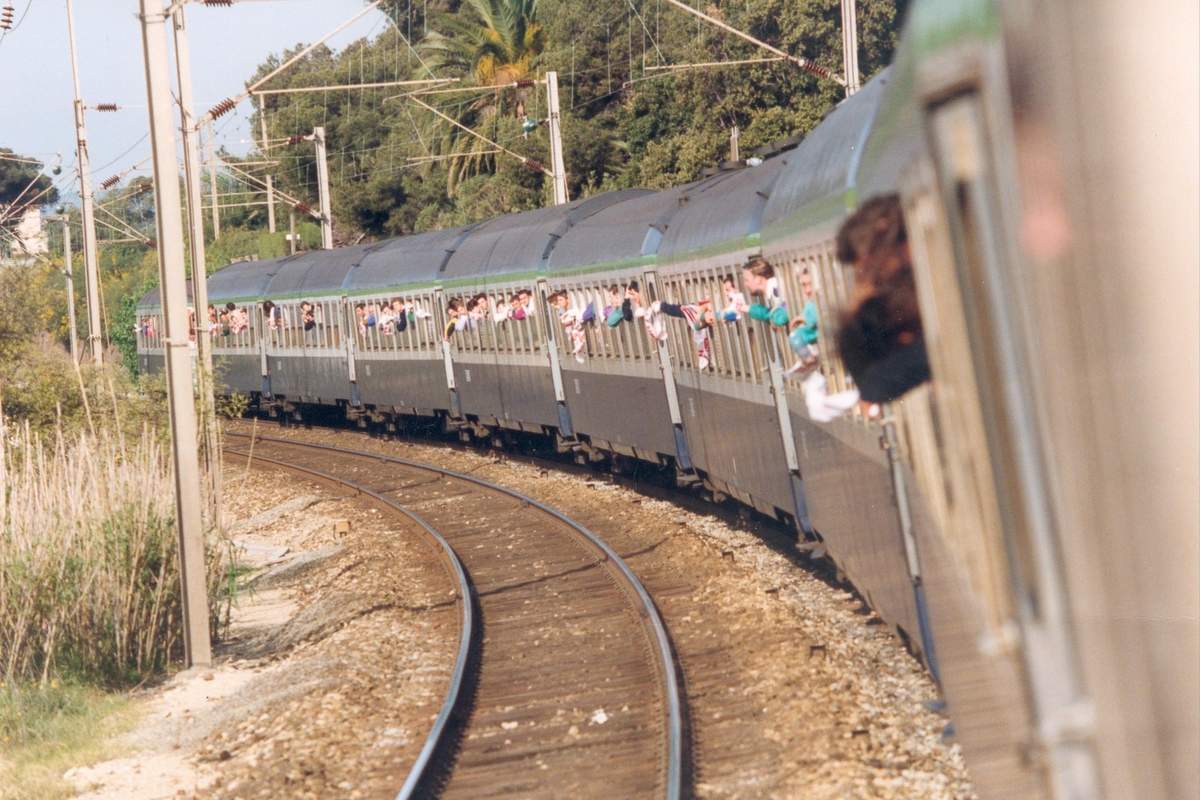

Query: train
(137, 1), (1198, 798)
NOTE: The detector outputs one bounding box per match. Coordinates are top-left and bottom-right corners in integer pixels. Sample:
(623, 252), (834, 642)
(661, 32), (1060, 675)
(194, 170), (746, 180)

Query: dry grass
(0, 413), (232, 689)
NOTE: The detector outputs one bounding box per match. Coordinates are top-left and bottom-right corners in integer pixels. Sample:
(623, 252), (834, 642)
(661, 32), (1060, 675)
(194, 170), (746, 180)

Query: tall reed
(0, 413), (230, 687)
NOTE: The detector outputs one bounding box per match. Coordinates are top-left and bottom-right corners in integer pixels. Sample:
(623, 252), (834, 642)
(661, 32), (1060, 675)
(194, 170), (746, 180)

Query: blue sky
(0, 0), (392, 198)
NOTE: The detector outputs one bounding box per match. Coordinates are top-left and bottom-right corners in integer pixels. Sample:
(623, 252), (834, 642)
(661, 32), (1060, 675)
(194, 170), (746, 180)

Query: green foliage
(80, 1), (905, 350)
(0, 420), (234, 688)
(216, 390), (249, 419)
(247, 0), (904, 243)
(0, 149), (58, 207)
(0, 681), (134, 799)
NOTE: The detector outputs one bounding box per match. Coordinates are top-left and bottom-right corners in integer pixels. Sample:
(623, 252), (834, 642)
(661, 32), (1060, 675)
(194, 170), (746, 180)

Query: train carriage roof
(439, 189), (650, 283)
(655, 157), (788, 264)
(341, 224), (476, 294)
(760, 69), (892, 240)
(260, 242), (374, 300)
(544, 184), (690, 273)
(206, 256), (283, 304)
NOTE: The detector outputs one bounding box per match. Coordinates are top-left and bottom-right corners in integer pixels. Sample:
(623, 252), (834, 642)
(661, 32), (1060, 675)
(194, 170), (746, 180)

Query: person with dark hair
(300, 301), (316, 332)
(645, 296), (716, 369)
(720, 275), (749, 322)
(444, 297), (466, 339)
(619, 280), (642, 324)
(549, 290), (587, 363)
(262, 300), (280, 328)
(742, 256), (789, 326)
(833, 194), (930, 404)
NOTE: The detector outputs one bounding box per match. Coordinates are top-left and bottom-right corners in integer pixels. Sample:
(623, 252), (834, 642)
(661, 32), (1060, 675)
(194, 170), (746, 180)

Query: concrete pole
(288, 209), (297, 255)
(66, 0), (104, 366)
(260, 112), (276, 233)
(841, 0), (861, 96)
(138, 0), (212, 668)
(205, 121), (221, 240)
(62, 220), (79, 363)
(313, 126), (333, 249)
(730, 125), (740, 162)
(545, 71), (569, 206)
(171, 4), (221, 524)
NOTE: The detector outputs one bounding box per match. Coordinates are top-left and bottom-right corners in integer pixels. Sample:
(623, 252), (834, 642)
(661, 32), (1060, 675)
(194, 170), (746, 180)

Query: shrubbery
(0, 415), (232, 688)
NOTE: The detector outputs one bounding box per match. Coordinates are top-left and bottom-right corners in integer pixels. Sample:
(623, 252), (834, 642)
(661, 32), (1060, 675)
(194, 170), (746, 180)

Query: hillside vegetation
(244, 0), (905, 239)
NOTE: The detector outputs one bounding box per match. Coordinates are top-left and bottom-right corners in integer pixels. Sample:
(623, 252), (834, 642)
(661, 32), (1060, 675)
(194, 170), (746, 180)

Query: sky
(0, 0), (393, 200)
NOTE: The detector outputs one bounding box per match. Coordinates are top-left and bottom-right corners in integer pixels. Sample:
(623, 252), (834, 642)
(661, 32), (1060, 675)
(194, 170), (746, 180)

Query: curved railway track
(225, 431), (685, 800)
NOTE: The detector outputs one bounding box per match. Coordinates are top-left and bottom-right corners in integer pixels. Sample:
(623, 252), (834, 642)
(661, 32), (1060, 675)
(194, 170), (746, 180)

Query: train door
(910, 85), (1100, 798)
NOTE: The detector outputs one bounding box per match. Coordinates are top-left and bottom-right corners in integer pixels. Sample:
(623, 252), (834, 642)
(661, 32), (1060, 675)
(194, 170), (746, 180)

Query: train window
(927, 91), (1053, 625)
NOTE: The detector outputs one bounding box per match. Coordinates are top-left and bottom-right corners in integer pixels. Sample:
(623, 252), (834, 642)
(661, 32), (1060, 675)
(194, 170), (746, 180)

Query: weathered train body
(137, 1), (1199, 798)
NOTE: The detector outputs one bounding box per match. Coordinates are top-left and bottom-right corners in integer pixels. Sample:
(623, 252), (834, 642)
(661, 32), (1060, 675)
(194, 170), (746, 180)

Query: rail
(225, 430), (685, 800)
(222, 445), (474, 800)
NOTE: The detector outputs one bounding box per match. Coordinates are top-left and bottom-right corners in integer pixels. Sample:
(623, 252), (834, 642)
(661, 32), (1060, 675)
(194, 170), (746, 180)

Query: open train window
(925, 91), (1051, 625)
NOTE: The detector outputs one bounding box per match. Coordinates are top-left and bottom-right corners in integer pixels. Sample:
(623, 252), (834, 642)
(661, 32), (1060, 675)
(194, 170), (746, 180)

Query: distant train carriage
(138, 0), (1199, 797)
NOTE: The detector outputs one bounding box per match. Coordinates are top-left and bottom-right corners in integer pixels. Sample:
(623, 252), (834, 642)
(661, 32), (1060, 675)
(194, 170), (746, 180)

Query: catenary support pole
(61, 219), (79, 363)
(171, 3), (222, 526)
(313, 126), (333, 249)
(260, 112), (276, 233)
(66, 0), (104, 366)
(730, 125), (740, 161)
(841, 0), (860, 96)
(138, 0), (212, 668)
(544, 71), (568, 206)
(205, 121), (221, 240)
(288, 209), (296, 255)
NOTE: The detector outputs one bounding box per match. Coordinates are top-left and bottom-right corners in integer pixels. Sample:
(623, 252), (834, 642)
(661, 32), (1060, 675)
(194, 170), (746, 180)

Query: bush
(0, 415), (233, 687)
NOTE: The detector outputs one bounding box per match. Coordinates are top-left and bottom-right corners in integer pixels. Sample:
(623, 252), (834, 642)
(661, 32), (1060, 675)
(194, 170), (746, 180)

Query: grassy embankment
(0, 344), (232, 798)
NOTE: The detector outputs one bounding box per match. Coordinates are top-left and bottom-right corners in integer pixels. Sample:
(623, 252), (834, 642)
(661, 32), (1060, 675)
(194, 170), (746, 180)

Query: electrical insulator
(1, 5), (13, 30)
(94, 103), (119, 112)
(522, 158), (546, 173)
(797, 58), (836, 83)
(287, 135), (307, 145)
(208, 97), (236, 119)
(201, 0), (233, 5)
(294, 202), (312, 216)
(100, 175), (120, 190)
(514, 79), (536, 89)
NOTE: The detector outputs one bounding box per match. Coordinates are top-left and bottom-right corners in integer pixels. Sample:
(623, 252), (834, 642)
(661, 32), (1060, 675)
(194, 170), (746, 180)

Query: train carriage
(137, 0), (1199, 797)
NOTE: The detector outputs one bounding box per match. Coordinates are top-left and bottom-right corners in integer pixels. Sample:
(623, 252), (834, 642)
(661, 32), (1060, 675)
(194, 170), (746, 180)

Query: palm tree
(417, 0), (546, 191)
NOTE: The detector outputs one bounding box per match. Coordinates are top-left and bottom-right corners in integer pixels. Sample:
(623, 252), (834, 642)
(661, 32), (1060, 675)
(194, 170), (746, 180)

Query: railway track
(225, 430), (685, 800)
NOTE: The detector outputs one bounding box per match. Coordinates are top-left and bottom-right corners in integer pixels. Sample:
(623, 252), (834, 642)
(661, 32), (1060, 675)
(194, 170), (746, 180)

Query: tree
(0, 148), (59, 209)
(418, 0), (547, 190)
(240, 1), (907, 239)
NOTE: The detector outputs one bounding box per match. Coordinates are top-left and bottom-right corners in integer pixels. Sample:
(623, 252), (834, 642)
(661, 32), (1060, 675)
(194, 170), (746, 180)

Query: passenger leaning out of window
(443, 297), (468, 339)
(834, 193), (931, 406)
(742, 256), (790, 328)
(548, 290), (587, 364)
(785, 269), (820, 377)
(300, 301), (316, 332)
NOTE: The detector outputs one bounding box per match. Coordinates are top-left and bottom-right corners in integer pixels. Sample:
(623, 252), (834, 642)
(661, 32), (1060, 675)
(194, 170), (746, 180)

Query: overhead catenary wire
(252, 77), (454, 97)
(406, 95), (554, 177)
(659, 0), (845, 85)
(199, 0), (386, 127)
